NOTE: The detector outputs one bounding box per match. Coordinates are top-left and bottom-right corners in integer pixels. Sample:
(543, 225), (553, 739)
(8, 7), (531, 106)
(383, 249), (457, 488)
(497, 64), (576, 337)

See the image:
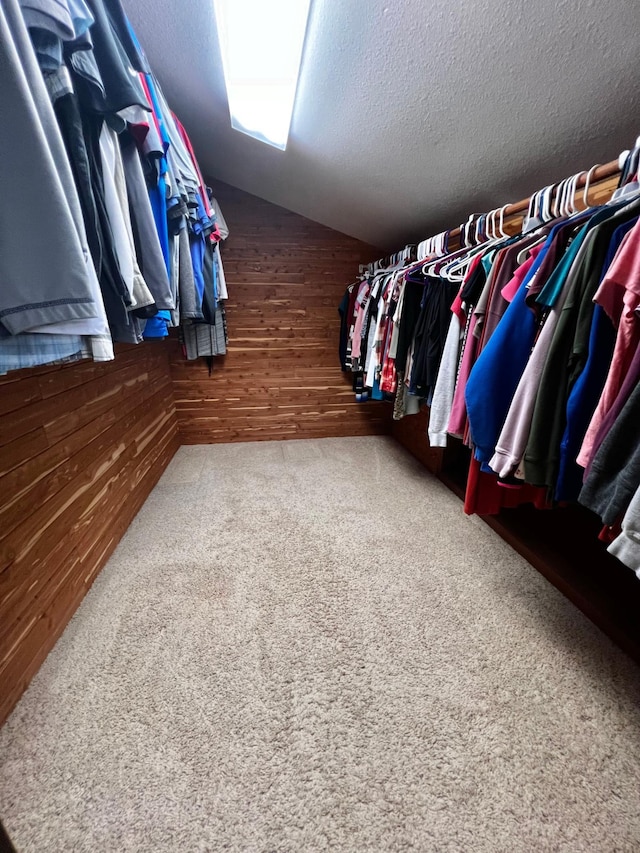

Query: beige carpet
(1, 436), (640, 852)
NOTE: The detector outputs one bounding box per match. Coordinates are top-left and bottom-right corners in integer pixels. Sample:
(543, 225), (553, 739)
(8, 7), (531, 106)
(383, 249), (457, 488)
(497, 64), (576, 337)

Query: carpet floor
(1, 436), (640, 852)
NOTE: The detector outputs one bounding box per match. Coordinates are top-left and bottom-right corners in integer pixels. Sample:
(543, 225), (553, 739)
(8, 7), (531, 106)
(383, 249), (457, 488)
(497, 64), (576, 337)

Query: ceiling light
(213, 0), (312, 151)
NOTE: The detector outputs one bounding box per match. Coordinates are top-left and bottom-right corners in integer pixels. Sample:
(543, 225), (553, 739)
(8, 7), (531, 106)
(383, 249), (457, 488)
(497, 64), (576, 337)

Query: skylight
(213, 0), (312, 151)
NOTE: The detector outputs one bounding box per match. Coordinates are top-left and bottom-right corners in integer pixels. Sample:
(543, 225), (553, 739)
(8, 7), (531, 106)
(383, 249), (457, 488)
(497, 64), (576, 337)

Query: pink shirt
(349, 282), (370, 360)
(447, 255), (486, 438)
(501, 243), (544, 303)
(448, 313), (478, 438)
(578, 222), (640, 469)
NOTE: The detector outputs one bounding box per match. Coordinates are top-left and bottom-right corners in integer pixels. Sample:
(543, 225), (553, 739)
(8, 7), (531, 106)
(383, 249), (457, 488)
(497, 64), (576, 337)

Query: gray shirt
(0, 0), (100, 334)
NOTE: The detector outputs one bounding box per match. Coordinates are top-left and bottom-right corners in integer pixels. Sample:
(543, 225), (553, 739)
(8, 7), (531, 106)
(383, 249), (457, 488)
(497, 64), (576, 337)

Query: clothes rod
(365, 157), (623, 272)
(445, 159), (620, 247)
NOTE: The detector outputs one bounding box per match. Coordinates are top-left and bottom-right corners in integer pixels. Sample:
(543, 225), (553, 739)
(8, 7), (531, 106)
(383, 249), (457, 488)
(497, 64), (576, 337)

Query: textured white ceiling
(124, 0), (640, 250)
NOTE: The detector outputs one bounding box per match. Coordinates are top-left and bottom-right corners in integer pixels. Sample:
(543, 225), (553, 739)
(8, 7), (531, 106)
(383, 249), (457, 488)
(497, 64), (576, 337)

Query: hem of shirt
(522, 455), (557, 489)
(607, 531), (640, 573)
(2, 301), (98, 336)
(149, 296), (176, 311)
(473, 445), (496, 464)
(489, 448), (520, 479)
(428, 431), (448, 448)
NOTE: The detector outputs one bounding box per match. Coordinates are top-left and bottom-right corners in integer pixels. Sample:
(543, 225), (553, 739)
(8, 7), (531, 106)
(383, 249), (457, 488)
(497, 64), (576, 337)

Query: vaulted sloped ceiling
(124, 0), (640, 250)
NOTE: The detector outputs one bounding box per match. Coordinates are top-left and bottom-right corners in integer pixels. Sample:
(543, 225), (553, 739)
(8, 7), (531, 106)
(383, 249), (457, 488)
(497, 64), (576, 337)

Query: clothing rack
(364, 158), (622, 271)
(361, 244), (417, 275)
(381, 148), (640, 663)
(445, 160), (621, 249)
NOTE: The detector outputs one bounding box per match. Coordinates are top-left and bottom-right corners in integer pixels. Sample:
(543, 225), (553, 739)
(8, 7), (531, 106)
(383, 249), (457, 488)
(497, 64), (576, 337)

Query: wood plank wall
(0, 344), (178, 724)
(169, 182), (391, 443)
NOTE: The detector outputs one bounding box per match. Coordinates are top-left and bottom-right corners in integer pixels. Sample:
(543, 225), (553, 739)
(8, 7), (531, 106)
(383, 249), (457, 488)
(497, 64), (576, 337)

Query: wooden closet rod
(501, 159), (618, 218)
(366, 157), (623, 271)
(444, 159), (621, 249)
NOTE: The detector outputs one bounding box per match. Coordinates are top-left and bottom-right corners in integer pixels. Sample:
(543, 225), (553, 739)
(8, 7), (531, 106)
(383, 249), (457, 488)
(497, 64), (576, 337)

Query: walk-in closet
(1, 0), (640, 850)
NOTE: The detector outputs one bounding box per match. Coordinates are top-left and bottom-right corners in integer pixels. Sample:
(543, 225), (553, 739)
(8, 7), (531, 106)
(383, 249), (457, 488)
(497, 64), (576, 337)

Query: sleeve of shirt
(607, 484), (640, 576)
(428, 312), (463, 447)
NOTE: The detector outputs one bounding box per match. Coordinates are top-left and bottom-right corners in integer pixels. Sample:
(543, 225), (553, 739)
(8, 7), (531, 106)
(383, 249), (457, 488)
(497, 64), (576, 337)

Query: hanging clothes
(1, 0), (112, 370)
(339, 154), (640, 578)
(1, 0), (230, 376)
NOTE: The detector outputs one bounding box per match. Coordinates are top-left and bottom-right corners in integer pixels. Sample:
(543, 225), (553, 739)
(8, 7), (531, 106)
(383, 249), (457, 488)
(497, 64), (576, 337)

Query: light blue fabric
(0, 333), (84, 375)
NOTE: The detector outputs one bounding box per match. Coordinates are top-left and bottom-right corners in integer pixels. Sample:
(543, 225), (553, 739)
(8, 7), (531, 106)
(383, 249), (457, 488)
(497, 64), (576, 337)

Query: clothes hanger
(475, 213), (488, 245)
(539, 184), (556, 222)
(416, 200), (511, 283)
(494, 204), (510, 238)
(551, 177), (567, 219)
(569, 171), (587, 213)
(539, 183), (555, 223)
(559, 176), (571, 216)
(618, 149), (631, 175)
(419, 235), (471, 278)
(582, 164), (600, 209)
(537, 185), (554, 223)
(560, 174), (577, 217)
(485, 210), (496, 240)
(514, 188), (553, 263)
(558, 173), (576, 217)
(611, 142), (640, 202)
(620, 137), (640, 182)
(419, 217), (474, 277)
(461, 216), (472, 249)
(440, 212), (509, 282)
(421, 230), (448, 260)
(522, 188), (545, 233)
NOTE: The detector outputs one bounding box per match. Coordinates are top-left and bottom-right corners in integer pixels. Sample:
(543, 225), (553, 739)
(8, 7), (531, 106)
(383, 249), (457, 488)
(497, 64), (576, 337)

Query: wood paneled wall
(0, 183), (388, 724)
(170, 182), (391, 443)
(0, 344), (178, 724)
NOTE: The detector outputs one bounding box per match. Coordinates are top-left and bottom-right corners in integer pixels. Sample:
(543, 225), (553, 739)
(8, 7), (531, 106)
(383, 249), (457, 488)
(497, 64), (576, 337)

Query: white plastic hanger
(611, 144), (640, 202)
(523, 187), (545, 233)
(440, 211), (510, 282)
(557, 177), (570, 217)
(486, 209), (497, 240)
(568, 172), (585, 213)
(559, 173), (576, 216)
(552, 177), (567, 219)
(496, 204), (511, 238)
(540, 183), (556, 222)
(582, 164), (600, 209)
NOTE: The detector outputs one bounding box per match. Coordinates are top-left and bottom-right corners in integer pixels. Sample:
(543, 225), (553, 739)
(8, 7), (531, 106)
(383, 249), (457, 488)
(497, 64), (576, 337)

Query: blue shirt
(464, 228), (559, 463)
